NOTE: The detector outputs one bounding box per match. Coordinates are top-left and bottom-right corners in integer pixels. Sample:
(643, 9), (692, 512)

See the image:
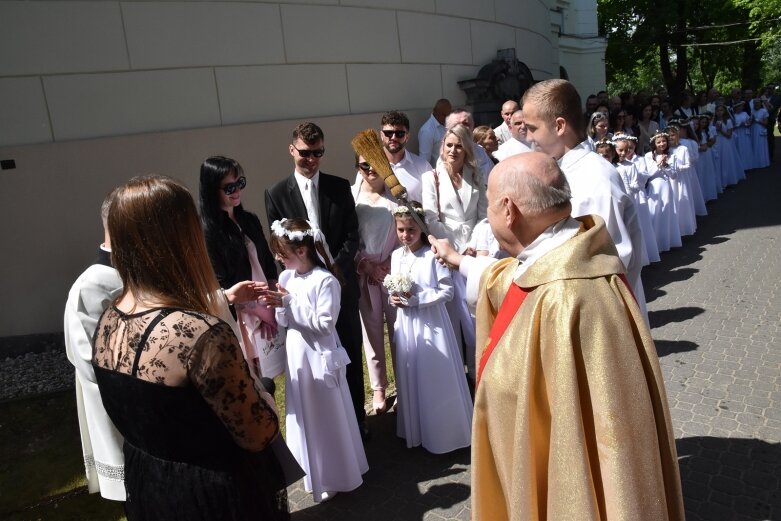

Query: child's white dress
(644, 152), (682, 252)
(617, 159), (658, 264)
(391, 246), (473, 454)
(733, 111), (754, 171)
(750, 107), (771, 169)
(277, 266), (368, 501)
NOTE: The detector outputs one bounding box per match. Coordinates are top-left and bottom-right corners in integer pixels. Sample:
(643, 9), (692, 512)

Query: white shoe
(319, 491), (337, 503)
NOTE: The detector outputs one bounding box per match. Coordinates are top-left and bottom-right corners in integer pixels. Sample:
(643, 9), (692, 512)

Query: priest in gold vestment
(431, 152), (684, 521)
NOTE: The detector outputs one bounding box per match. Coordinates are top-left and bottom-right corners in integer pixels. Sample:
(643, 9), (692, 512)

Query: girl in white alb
(264, 218), (368, 503)
(387, 203), (473, 454)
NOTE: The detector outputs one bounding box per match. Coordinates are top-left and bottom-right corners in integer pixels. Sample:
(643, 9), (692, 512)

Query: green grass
(0, 333), (395, 520)
(0, 392), (126, 521)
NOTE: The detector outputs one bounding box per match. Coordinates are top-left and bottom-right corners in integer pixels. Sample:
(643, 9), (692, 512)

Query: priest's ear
(503, 196), (523, 227)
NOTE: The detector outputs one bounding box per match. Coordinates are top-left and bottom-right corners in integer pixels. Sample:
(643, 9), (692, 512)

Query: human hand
(462, 247), (477, 257)
(389, 292), (409, 308)
(225, 280), (265, 304)
(370, 261), (391, 284)
(260, 283), (288, 308)
(429, 235), (463, 269)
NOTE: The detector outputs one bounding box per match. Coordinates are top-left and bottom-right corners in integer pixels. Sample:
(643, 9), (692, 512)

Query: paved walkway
(287, 158), (781, 521)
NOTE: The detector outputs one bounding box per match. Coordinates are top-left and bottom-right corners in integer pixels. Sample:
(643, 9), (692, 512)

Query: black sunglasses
(357, 162), (374, 172)
(382, 130), (407, 139)
(221, 176), (246, 195)
(293, 146), (325, 158)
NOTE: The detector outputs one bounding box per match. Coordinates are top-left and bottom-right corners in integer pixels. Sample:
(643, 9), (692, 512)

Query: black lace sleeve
(187, 321), (279, 452)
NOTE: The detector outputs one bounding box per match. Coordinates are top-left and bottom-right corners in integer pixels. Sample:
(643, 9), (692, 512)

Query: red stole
(476, 272), (635, 388)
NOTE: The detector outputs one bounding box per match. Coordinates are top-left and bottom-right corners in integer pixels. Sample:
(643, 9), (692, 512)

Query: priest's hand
(429, 235), (463, 269)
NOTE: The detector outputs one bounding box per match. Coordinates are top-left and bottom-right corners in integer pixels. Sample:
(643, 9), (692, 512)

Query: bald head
(490, 152), (571, 214)
(487, 152), (571, 253)
(501, 100), (520, 125)
(433, 98), (452, 124)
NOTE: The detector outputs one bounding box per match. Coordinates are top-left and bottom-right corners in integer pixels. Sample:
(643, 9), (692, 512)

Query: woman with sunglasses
(199, 156), (280, 381)
(351, 154), (399, 413)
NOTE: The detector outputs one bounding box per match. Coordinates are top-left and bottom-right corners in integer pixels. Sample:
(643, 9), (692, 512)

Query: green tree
(599, 0), (776, 96)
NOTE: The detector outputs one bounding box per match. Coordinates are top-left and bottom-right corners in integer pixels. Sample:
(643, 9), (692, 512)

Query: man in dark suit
(265, 122), (369, 439)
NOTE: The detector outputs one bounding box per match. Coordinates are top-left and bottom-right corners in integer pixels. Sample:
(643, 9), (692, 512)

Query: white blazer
(421, 164), (488, 252)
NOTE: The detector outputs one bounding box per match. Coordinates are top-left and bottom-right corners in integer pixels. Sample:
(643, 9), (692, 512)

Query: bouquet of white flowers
(383, 273), (413, 294)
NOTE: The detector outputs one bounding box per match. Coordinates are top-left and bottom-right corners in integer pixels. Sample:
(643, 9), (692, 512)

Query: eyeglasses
(293, 146), (325, 158)
(221, 176), (246, 195)
(382, 130), (407, 139)
(357, 162), (374, 172)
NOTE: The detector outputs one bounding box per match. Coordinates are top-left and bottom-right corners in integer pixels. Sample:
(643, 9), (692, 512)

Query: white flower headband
(392, 205), (424, 217)
(612, 133), (637, 143)
(650, 131), (669, 144)
(271, 219), (334, 266)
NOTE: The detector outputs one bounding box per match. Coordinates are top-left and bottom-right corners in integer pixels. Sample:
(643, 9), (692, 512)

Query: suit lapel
(286, 175), (308, 218)
(317, 175), (331, 231)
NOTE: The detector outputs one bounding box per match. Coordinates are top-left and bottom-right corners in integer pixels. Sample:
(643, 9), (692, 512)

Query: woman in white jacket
(421, 123), (487, 394)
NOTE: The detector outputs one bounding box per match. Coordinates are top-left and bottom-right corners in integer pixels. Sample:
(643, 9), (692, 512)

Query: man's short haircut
(445, 108), (472, 129)
(522, 79), (585, 137)
(292, 122), (324, 145)
(381, 110), (410, 130)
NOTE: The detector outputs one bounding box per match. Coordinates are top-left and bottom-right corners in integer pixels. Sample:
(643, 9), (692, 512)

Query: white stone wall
(0, 0), (606, 337)
(0, 0), (560, 148)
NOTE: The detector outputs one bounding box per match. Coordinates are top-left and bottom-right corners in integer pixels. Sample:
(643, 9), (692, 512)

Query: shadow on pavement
(290, 408), (471, 521)
(643, 164), (781, 307)
(677, 436), (781, 521)
(649, 306), (705, 329)
(654, 339), (699, 357)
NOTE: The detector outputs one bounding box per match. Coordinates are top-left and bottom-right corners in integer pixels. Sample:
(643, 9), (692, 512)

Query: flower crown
(392, 205), (424, 217)
(612, 133), (637, 143)
(271, 219), (315, 241)
(595, 137), (617, 147)
(649, 130), (669, 144)
(271, 219), (335, 266)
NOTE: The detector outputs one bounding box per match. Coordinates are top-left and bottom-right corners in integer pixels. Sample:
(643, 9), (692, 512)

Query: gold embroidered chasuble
(472, 215), (684, 521)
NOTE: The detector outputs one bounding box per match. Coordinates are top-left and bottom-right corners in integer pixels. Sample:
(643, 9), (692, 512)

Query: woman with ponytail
(263, 218), (368, 504)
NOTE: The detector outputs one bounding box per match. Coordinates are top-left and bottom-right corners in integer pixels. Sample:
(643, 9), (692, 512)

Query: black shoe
(358, 421), (371, 442)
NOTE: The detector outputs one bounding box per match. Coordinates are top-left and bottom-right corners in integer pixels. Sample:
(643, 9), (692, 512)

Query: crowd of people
(62, 77), (778, 520)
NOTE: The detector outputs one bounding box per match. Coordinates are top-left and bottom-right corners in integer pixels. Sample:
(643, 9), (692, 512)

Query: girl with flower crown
(387, 202), (473, 454)
(263, 218), (368, 503)
(613, 134), (659, 264)
(645, 132), (683, 252)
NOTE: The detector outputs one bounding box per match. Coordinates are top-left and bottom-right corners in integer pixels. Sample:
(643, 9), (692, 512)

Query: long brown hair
(109, 175), (221, 315)
(269, 218), (343, 285)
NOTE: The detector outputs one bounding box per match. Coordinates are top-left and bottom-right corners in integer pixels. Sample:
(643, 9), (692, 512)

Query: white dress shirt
(417, 114), (447, 167)
(493, 137), (533, 162)
(294, 170), (320, 227)
(493, 121), (512, 145)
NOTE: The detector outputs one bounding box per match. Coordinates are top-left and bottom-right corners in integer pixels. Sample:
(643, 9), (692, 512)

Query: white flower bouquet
(383, 273), (413, 294)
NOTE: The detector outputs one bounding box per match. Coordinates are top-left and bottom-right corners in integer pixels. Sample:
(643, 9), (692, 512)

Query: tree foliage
(598, 0), (779, 98)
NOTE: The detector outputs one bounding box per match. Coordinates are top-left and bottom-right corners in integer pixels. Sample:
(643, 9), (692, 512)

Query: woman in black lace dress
(92, 175), (288, 520)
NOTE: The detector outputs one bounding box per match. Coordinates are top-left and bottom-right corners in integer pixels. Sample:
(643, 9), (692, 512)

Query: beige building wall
(0, 0), (603, 337)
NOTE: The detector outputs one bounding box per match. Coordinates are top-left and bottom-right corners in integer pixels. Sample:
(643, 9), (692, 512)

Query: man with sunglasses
(370, 111), (432, 202)
(265, 122), (369, 440)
